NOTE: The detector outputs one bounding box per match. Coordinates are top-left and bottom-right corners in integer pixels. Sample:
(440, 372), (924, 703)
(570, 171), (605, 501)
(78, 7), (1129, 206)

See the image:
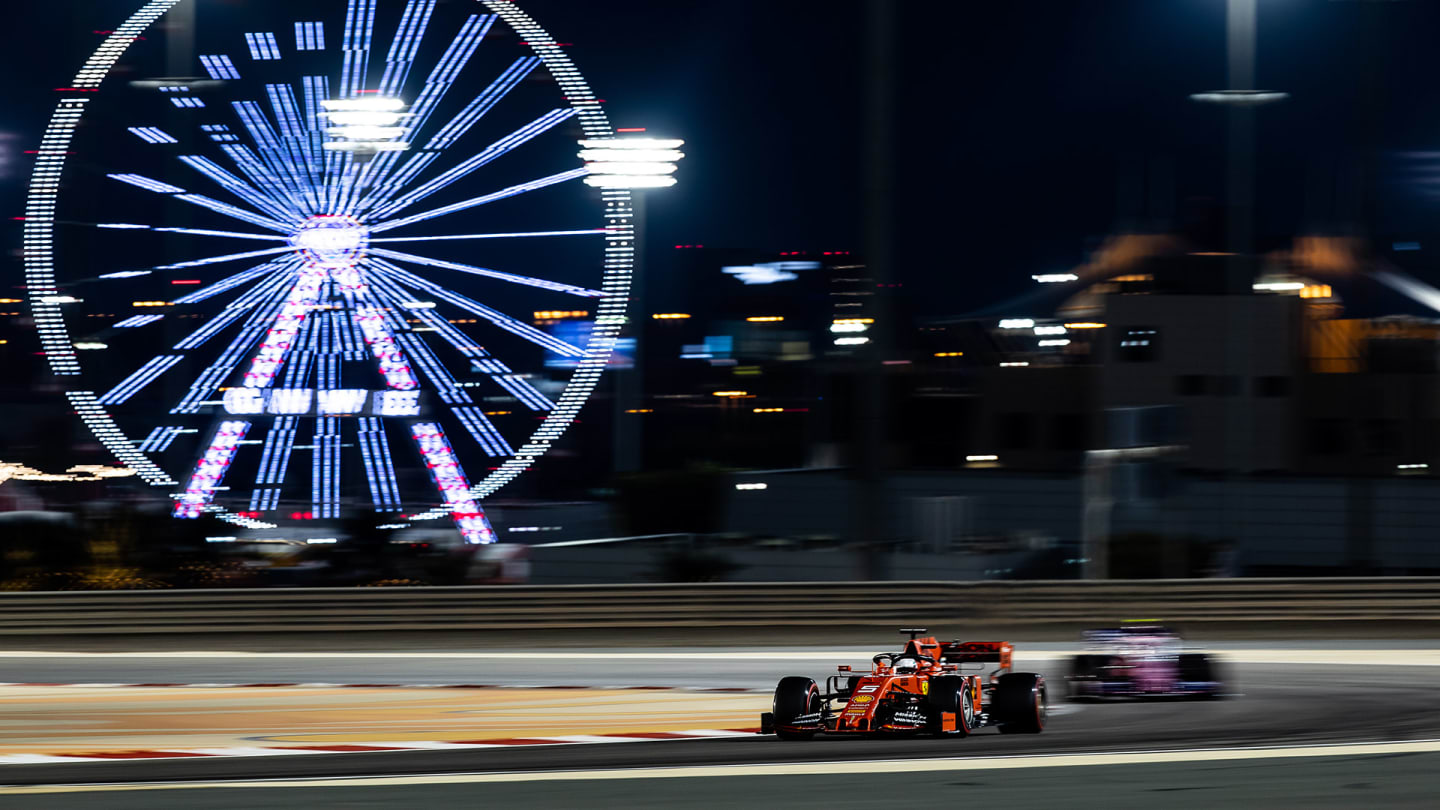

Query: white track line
(5, 739), (1440, 795)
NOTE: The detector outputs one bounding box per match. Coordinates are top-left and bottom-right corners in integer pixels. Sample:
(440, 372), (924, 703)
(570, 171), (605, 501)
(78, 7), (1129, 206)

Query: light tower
(578, 135), (686, 473)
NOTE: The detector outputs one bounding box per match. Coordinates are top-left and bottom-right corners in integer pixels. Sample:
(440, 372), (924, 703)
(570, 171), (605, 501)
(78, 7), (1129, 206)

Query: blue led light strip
(255, 416), (300, 485)
(114, 314), (165, 329)
(199, 54), (241, 80)
(393, 332), (467, 404)
(364, 272), (484, 359)
(265, 84), (321, 210)
(155, 227), (288, 242)
(366, 108), (576, 221)
(177, 154), (302, 223)
(231, 101), (314, 213)
(295, 22), (325, 51)
(156, 245), (295, 271)
(172, 258), (290, 308)
(370, 168), (589, 234)
(279, 312), (319, 389)
(378, 0), (437, 96)
(368, 259), (586, 357)
(357, 417), (402, 511)
(97, 354), (184, 405)
(452, 406), (513, 457)
(217, 143), (311, 218)
(108, 173), (185, 194)
(370, 229), (606, 244)
(171, 271), (301, 413)
(137, 425), (185, 453)
(369, 247), (603, 298)
(245, 32), (282, 61)
(173, 193), (292, 232)
(340, 0), (378, 99)
(250, 487), (282, 511)
(128, 127), (178, 144)
(429, 56), (539, 151)
(493, 374), (554, 412)
(348, 14), (497, 211)
(312, 417), (341, 520)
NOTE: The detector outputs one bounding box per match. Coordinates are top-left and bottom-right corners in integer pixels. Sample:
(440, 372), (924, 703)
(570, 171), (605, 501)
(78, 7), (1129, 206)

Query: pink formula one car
(1065, 625), (1225, 700)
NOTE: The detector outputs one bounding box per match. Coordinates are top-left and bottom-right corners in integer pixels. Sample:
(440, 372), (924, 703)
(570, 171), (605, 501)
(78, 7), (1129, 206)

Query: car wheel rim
(962, 690), (974, 728)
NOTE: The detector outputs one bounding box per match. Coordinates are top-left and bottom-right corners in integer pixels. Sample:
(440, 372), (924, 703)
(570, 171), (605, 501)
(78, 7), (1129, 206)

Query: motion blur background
(6, 0), (1440, 588)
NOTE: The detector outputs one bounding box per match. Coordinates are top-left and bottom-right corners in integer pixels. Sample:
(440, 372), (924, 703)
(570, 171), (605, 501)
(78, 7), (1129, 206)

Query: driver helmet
(892, 656), (919, 673)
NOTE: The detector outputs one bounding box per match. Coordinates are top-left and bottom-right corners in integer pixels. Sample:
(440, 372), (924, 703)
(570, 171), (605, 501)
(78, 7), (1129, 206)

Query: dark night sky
(6, 0), (1440, 315)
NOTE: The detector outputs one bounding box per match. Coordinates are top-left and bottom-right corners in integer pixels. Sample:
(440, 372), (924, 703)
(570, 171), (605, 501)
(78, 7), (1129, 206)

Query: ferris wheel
(22, 0), (676, 541)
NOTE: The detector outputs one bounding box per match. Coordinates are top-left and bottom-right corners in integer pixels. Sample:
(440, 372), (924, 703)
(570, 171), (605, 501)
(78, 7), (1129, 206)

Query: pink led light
(242, 267), (327, 388)
(411, 422), (496, 544)
(174, 420), (250, 518)
(332, 265), (420, 390)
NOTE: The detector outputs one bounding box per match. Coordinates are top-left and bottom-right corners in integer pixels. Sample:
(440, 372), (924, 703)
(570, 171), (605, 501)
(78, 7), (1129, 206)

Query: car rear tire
(994, 673), (1046, 734)
(773, 676), (821, 740)
(927, 676), (974, 736)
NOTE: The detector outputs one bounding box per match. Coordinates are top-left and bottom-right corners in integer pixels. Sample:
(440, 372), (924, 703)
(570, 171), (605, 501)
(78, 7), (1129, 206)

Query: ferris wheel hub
(290, 215), (369, 268)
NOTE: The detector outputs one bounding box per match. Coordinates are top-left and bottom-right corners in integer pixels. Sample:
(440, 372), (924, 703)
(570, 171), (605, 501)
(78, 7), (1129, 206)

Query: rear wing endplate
(940, 641), (1014, 669)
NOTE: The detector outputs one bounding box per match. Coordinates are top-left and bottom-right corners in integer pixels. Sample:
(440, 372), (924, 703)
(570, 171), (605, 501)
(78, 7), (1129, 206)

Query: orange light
(1300, 284), (1333, 299)
(0, 299), (20, 304)
(753, 408), (783, 413)
(131, 301), (172, 307)
(746, 316), (784, 323)
(712, 390), (748, 397)
(934, 351), (964, 357)
(652, 313), (691, 320)
(625, 408), (653, 414)
(483, 411), (512, 416)
(533, 310), (589, 321)
(833, 317), (875, 324)
(1064, 322), (1106, 329)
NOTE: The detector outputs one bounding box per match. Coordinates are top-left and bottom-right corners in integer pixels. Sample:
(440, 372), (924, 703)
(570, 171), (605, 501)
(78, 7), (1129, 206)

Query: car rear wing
(939, 641), (1013, 670)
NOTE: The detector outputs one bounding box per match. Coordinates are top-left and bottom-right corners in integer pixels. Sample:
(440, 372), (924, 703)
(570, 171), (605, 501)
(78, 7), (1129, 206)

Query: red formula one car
(759, 629), (1047, 739)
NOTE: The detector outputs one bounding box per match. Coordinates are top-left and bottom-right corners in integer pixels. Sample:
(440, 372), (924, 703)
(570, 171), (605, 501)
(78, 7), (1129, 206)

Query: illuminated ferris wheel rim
(21, 0), (636, 531)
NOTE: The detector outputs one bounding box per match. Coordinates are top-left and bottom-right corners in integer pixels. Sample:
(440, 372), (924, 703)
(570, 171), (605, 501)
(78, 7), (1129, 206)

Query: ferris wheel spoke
(107, 173), (291, 231)
(96, 354), (185, 406)
(362, 271), (483, 359)
(233, 100), (320, 213)
(264, 84), (324, 210)
(451, 406), (514, 457)
(171, 274), (303, 413)
(218, 143), (313, 219)
(411, 422), (497, 544)
(155, 227), (289, 242)
(313, 416), (342, 520)
(174, 420), (252, 519)
(178, 155), (304, 223)
(173, 258), (293, 313)
(351, 14), (500, 213)
(369, 247), (604, 298)
(357, 417), (403, 512)
(155, 245), (296, 271)
(364, 108), (576, 221)
(340, 0), (379, 99)
(378, 0), (438, 97)
(367, 259), (586, 358)
(173, 268), (296, 351)
(355, 45), (529, 212)
(370, 228), (607, 245)
(369, 168), (589, 233)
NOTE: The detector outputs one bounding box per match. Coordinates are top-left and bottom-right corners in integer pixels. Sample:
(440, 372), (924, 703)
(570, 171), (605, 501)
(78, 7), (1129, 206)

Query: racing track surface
(1, 644), (1439, 792)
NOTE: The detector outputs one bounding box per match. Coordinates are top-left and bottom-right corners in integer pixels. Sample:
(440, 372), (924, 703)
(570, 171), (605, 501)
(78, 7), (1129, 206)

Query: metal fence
(0, 578), (1436, 635)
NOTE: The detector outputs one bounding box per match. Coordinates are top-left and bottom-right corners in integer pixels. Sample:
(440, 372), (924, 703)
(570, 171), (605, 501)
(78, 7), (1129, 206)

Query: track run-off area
(0, 643), (1438, 808)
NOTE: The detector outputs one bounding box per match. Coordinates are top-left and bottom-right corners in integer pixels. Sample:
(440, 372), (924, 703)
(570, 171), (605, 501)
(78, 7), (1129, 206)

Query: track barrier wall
(0, 578), (1437, 635)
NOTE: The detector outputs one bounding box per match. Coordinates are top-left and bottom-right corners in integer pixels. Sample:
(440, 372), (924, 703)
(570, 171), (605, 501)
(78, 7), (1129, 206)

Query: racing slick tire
(773, 676), (822, 740)
(993, 672), (1047, 734)
(1179, 653), (1224, 699)
(926, 676), (974, 736)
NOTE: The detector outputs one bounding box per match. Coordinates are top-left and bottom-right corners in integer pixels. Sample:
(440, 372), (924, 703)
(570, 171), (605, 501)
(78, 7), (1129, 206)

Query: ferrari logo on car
(851, 695), (872, 704)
